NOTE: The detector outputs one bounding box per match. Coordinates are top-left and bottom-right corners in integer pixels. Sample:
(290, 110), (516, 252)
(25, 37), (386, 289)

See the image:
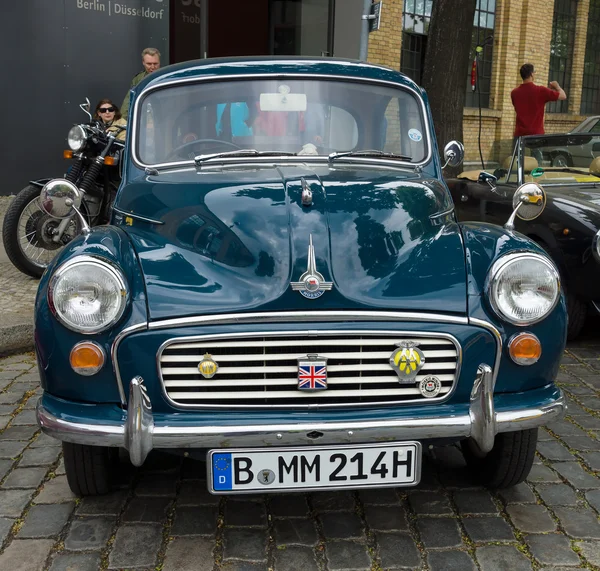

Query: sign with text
(369, 1), (382, 33)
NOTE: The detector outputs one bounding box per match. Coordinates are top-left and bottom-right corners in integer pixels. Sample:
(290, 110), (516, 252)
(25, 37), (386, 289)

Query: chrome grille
(159, 332), (460, 408)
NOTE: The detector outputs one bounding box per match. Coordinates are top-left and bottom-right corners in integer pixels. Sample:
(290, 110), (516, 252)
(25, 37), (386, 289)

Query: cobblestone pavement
(0, 196), (39, 319)
(2, 331), (600, 570)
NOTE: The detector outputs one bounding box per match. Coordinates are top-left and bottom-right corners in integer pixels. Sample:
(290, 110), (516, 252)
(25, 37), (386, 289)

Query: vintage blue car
(35, 57), (567, 496)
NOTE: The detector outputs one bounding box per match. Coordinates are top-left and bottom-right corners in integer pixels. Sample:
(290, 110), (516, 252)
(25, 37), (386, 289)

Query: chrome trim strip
(429, 206), (454, 219)
(468, 317), (502, 388)
(111, 322), (148, 405)
(130, 72), (433, 171)
(112, 208), (164, 226)
(156, 329), (463, 409)
(148, 311), (469, 331)
(36, 381), (566, 464)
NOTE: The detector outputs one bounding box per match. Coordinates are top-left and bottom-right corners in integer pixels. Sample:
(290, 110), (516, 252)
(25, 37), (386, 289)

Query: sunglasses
(98, 107), (115, 113)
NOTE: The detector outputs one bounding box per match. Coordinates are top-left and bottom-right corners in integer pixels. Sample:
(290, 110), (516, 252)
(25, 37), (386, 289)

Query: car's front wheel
(461, 428), (538, 488)
(62, 442), (119, 496)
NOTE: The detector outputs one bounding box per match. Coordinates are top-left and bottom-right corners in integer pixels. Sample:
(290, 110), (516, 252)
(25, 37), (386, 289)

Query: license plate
(208, 442), (421, 494)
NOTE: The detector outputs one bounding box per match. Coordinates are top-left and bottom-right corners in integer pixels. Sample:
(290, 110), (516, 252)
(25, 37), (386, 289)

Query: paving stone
(363, 504), (408, 531)
(76, 491), (128, 515)
(34, 476), (75, 503)
(274, 545), (320, 571)
(555, 507), (600, 538)
(580, 397), (600, 411)
(358, 488), (400, 505)
(587, 489), (600, 512)
(108, 523), (162, 569)
(0, 517), (15, 543)
(377, 532), (421, 569)
(135, 473), (178, 496)
(0, 459), (13, 480)
(178, 480), (220, 506)
(476, 545), (533, 571)
(525, 533), (580, 566)
(0, 416), (10, 430)
(221, 564), (269, 571)
(18, 503), (74, 538)
(536, 483), (579, 506)
(64, 517), (114, 550)
(274, 518), (317, 546)
(497, 482), (536, 504)
(270, 494), (309, 517)
(163, 536), (214, 571)
(122, 496), (171, 523)
(0, 488), (33, 517)
(1, 425), (38, 441)
(2, 467), (47, 489)
(0, 538), (54, 571)
(225, 500), (266, 527)
(581, 451), (600, 471)
(547, 419), (583, 436)
(505, 504), (556, 533)
(48, 552), (102, 571)
(11, 410), (38, 426)
(311, 491), (355, 512)
(0, 440), (28, 459)
(553, 462), (600, 489)
(576, 540), (600, 566)
(325, 540), (371, 570)
(574, 416), (600, 430)
(18, 446), (61, 467)
(537, 440), (578, 461)
(427, 550), (477, 571)
(29, 433), (60, 448)
(320, 511), (364, 539)
(416, 517), (462, 548)
(171, 505), (218, 536)
(0, 392), (24, 405)
(561, 434), (600, 450)
(223, 528), (268, 562)
(462, 516), (515, 542)
(453, 490), (497, 514)
(408, 491), (452, 515)
(526, 464), (562, 483)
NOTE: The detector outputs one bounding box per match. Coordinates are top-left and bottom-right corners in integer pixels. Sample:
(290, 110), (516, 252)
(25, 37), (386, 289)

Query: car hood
(115, 164), (467, 321)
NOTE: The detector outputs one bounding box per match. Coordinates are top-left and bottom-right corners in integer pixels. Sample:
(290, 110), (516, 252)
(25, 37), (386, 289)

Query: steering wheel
(165, 138), (241, 161)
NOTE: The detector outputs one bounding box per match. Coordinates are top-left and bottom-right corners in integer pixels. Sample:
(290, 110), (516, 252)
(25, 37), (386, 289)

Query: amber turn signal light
(104, 156), (115, 166)
(63, 150), (73, 159)
(508, 333), (541, 365)
(70, 342), (105, 376)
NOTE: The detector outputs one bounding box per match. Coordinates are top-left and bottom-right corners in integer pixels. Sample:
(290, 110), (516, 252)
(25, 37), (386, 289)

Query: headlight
(67, 125), (87, 151)
(49, 256), (128, 334)
(487, 253), (560, 325)
(593, 229), (600, 262)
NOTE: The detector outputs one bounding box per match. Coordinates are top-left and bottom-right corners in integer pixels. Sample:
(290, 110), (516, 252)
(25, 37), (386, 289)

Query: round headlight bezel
(48, 255), (128, 334)
(67, 125), (87, 152)
(486, 252), (560, 326)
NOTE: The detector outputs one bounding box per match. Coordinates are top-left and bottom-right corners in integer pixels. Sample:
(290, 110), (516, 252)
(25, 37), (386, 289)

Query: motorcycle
(2, 99), (126, 278)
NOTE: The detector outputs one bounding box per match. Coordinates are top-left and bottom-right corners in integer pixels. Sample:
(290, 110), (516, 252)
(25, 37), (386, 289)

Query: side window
(590, 120), (600, 134)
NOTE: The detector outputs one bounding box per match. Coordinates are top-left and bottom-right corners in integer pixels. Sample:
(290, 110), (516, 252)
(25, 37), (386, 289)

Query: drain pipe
(358, 0), (372, 61)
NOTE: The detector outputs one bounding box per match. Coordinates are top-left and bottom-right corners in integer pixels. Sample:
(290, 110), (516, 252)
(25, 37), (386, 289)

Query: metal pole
(200, 0), (208, 59)
(358, 0), (372, 61)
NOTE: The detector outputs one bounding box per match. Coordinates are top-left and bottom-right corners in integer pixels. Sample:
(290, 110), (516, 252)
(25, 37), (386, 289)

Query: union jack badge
(297, 354), (328, 391)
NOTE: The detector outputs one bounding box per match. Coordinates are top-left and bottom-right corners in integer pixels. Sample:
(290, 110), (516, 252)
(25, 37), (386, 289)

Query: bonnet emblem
(290, 235), (333, 299)
(389, 341), (425, 383)
(301, 177), (313, 206)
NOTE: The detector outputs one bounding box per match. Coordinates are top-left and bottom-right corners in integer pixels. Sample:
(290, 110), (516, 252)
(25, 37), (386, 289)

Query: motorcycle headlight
(48, 256), (128, 334)
(67, 125), (87, 152)
(486, 253), (560, 325)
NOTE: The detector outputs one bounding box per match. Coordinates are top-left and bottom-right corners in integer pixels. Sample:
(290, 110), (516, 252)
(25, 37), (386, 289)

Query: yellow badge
(198, 353), (219, 379)
(389, 341), (425, 382)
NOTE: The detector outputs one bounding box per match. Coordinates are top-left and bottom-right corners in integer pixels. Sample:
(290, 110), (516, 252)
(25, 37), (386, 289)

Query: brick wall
(367, 0), (404, 70)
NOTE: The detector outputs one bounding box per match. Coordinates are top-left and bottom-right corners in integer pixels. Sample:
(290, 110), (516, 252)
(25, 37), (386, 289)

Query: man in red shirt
(511, 63), (566, 143)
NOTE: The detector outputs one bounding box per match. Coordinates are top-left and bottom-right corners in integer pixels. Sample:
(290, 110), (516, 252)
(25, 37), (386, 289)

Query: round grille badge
(419, 376), (442, 398)
(258, 469), (276, 485)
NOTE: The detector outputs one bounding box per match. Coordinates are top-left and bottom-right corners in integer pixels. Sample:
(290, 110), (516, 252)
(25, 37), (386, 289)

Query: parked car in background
(447, 133), (600, 340)
(570, 115), (600, 134)
(35, 57), (566, 497)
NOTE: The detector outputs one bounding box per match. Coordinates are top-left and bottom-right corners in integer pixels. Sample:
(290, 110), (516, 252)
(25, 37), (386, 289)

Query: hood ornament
(389, 340), (425, 383)
(290, 235), (333, 299)
(301, 177), (313, 207)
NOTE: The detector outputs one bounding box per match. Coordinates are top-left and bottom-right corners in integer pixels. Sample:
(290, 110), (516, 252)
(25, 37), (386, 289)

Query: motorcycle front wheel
(2, 184), (81, 278)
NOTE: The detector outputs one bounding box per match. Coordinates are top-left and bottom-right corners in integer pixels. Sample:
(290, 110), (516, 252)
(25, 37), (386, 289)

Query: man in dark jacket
(121, 47), (161, 118)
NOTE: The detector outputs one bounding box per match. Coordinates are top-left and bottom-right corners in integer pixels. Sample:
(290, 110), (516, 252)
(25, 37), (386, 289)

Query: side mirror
(442, 141), (465, 169)
(80, 97), (93, 122)
(504, 182), (546, 231)
(39, 179), (90, 235)
(478, 171), (498, 191)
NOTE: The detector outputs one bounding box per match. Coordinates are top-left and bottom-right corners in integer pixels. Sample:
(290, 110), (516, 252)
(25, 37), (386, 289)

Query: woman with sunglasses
(93, 99), (127, 141)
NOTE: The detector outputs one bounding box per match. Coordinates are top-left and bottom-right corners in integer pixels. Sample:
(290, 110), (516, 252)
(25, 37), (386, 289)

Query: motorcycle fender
(29, 178), (52, 189)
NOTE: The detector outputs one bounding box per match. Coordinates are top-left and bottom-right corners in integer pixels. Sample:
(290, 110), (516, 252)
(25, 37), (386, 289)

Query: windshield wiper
(194, 149), (297, 165)
(328, 149), (413, 162)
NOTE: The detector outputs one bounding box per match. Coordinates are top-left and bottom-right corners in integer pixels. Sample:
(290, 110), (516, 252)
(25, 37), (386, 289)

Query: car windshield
(135, 78), (428, 165)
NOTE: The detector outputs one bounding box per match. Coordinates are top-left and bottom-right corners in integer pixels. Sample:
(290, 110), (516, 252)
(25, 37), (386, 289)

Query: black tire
(62, 442), (118, 496)
(461, 428), (538, 489)
(551, 151), (572, 167)
(566, 292), (587, 341)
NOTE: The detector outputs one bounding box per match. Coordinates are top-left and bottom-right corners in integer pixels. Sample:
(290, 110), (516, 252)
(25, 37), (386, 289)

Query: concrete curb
(0, 314), (34, 357)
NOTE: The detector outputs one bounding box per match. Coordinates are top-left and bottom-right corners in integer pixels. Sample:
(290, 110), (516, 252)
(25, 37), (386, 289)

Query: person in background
(120, 47), (161, 118)
(94, 99), (127, 141)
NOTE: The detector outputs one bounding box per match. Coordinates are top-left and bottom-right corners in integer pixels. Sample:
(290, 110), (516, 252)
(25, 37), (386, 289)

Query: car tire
(62, 442), (118, 496)
(460, 428), (538, 489)
(551, 152), (572, 167)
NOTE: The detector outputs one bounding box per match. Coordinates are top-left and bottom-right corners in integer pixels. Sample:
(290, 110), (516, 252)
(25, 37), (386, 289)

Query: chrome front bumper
(37, 364), (566, 467)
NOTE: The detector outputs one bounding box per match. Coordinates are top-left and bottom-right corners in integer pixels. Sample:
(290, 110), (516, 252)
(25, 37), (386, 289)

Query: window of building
(465, 0), (496, 108)
(400, 0), (433, 84)
(548, 0), (578, 114)
(581, 0), (600, 115)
